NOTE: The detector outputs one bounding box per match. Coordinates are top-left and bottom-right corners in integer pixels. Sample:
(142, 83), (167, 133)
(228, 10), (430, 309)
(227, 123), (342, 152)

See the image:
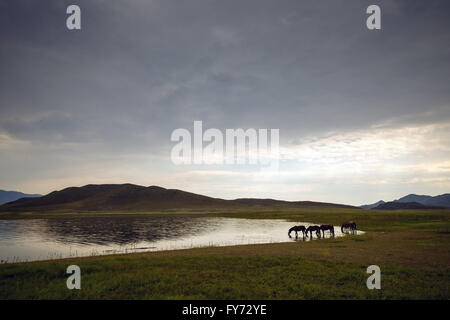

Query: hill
(360, 200), (385, 210)
(0, 183), (356, 213)
(0, 190), (42, 205)
(395, 193), (450, 208)
(372, 201), (445, 210)
(361, 193), (450, 209)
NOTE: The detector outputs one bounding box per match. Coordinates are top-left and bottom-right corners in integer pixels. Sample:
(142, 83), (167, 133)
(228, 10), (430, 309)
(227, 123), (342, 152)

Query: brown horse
(320, 224), (335, 237)
(341, 221), (357, 234)
(305, 225), (321, 238)
(288, 225), (306, 238)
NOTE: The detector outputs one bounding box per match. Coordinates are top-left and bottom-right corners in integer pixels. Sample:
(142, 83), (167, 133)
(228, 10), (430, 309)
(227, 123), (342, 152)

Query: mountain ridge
(0, 190), (42, 205)
(372, 201), (445, 210)
(0, 183), (356, 213)
(395, 193), (450, 207)
(361, 193), (450, 209)
(360, 200), (385, 210)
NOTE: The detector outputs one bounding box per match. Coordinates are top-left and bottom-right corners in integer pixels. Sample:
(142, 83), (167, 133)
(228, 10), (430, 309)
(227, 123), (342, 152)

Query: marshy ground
(0, 208), (449, 299)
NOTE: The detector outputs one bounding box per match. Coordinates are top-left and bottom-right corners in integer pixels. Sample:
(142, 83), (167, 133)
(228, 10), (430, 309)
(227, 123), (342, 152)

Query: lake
(0, 216), (361, 263)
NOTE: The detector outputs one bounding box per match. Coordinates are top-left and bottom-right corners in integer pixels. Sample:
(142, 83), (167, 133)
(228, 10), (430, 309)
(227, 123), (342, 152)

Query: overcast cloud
(1, 0), (449, 205)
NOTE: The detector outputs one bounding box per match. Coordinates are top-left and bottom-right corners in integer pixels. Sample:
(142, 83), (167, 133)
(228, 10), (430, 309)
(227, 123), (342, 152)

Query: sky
(1, 0), (449, 205)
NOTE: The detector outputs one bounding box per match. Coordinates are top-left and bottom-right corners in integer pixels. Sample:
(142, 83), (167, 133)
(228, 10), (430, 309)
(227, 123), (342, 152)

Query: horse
(341, 221), (357, 234)
(305, 225), (321, 239)
(288, 225), (306, 238)
(320, 224), (335, 237)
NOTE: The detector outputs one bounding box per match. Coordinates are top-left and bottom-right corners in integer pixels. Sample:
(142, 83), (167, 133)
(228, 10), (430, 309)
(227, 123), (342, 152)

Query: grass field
(0, 208), (449, 299)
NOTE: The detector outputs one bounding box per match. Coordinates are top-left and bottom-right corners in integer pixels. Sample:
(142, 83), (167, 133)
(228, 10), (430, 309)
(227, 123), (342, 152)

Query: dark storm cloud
(1, 0), (449, 148)
(1, 0), (450, 199)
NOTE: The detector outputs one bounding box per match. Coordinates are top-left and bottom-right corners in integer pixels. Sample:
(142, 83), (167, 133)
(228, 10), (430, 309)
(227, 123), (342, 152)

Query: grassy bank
(2, 207), (450, 232)
(0, 208), (449, 299)
(1, 253), (448, 300)
(209, 207), (450, 232)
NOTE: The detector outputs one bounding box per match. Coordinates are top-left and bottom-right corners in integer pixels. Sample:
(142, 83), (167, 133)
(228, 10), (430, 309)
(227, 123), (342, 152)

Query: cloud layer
(1, 0), (449, 204)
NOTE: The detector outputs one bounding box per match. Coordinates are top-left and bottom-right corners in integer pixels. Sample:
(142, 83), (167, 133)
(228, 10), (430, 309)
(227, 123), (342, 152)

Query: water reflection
(0, 216), (363, 263)
(41, 216), (218, 245)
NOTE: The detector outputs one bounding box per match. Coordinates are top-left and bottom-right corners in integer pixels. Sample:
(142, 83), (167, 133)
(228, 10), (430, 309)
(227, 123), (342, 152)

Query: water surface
(0, 216), (362, 263)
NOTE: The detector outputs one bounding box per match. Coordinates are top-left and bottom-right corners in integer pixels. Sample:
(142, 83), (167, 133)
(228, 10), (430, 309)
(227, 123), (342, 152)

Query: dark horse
(288, 225), (306, 238)
(320, 224), (335, 237)
(341, 221), (357, 234)
(305, 226), (321, 238)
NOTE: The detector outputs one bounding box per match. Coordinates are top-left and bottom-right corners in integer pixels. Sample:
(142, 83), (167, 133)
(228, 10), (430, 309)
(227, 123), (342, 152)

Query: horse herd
(288, 221), (357, 239)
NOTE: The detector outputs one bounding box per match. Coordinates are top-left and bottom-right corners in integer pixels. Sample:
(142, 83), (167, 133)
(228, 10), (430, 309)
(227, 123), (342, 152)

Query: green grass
(208, 207), (450, 232)
(1, 207), (449, 299)
(2, 207), (449, 233)
(1, 255), (448, 300)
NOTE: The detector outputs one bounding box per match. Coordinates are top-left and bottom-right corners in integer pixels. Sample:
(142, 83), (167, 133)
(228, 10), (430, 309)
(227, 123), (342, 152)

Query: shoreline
(0, 231), (363, 265)
(1, 230), (448, 270)
(0, 215), (363, 264)
(1, 208), (448, 299)
(1, 230), (448, 299)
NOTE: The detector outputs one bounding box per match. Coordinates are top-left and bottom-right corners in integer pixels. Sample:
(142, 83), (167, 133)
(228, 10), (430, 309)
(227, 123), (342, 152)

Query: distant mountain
(0, 190), (42, 205)
(0, 183), (356, 213)
(395, 193), (450, 208)
(372, 201), (445, 210)
(360, 200), (385, 210)
(361, 193), (450, 210)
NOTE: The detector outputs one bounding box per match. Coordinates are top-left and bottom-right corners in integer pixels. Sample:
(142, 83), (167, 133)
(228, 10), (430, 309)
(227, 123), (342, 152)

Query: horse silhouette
(320, 224), (335, 237)
(288, 225), (306, 238)
(305, 225), (321, 238)
(341, 221), (357, 234)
